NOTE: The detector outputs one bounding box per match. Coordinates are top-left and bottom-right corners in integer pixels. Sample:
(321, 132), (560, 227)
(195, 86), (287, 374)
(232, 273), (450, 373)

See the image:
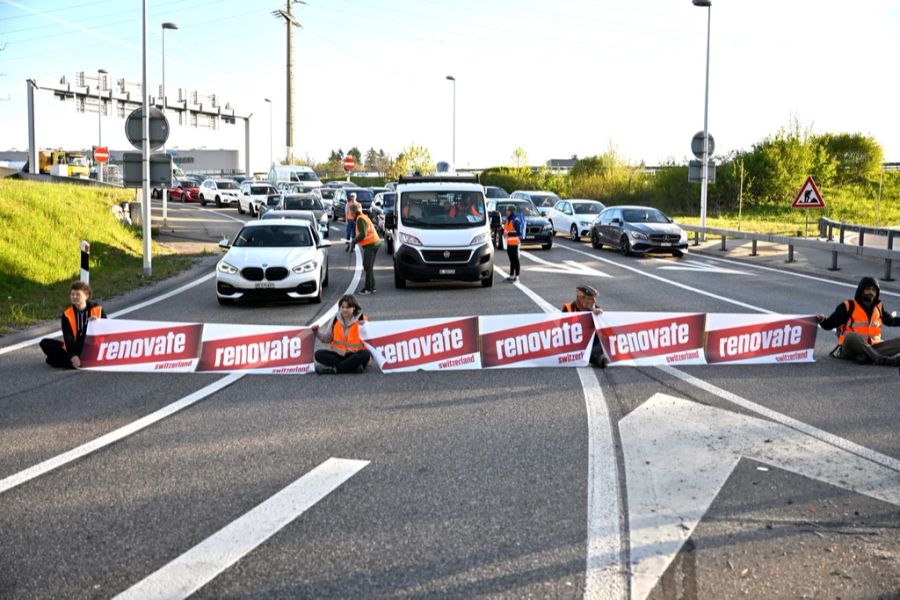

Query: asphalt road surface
(1, 201), (898, 599)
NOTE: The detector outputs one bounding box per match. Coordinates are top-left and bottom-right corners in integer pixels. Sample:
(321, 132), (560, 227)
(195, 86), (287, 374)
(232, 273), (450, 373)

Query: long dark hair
(339, 294), (362, 315)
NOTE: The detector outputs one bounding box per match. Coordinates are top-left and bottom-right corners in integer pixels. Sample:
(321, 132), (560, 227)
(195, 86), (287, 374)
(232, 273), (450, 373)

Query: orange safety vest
(503, 218), (519, 246)
(356, 213), (381, 247)
(838, 300), (883, 345)
(330, 314), (367, 353)
(62, 305), (102, 349)
(562, 302), (575, 312)
(449, 203), (479, 218)
(345, 199), (360, 220)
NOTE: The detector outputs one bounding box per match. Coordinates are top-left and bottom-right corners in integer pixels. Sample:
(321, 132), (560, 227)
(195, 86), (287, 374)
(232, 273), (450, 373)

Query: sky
(1, 0), (899, 173)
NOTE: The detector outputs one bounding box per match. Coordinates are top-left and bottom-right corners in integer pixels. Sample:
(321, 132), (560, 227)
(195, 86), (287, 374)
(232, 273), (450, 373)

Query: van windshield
(290, 171), (319, 182)
(400, 191), (486, 228)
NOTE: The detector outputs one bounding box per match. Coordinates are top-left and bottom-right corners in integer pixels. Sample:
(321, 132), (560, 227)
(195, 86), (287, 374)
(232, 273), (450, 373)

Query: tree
(328, 149), (344, 163)
(387, 144), (434, 179)
(347, 147), (362, 163)
(511, 147), (528, 169)
(364, 147), (378, 171)
(816, 133), (883, 185)
(375, 149), (392, 177)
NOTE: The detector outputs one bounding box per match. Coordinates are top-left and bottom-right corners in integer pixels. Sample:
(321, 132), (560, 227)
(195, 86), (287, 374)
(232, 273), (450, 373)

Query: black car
(590, 205), (688, 257)
(373, 191), (397, 253)
(331, 187), (376, 221)
(487, 199), (554, 250)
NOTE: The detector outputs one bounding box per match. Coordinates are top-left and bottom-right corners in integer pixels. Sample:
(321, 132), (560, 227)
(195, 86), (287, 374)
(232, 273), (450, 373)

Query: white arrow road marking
(620, 393), (900, 600)
(652, 258), (753, 276)
(113, 458), (370, 600)
(520, 251), (611, 278)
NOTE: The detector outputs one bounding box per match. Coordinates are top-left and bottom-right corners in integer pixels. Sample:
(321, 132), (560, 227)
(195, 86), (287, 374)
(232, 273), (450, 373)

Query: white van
(385, 175), (494, 289)
(267, 165), (322, 191)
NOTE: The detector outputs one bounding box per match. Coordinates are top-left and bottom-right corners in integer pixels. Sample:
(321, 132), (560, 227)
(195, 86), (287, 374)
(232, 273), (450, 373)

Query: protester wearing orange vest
(562, 284), (609, 368)
(311, 294), (372, 374)
(40, 281), (106, 369)
(350, 203), (382, 295)
(503, 205), (525, 282)
(817, 276), (900, 366)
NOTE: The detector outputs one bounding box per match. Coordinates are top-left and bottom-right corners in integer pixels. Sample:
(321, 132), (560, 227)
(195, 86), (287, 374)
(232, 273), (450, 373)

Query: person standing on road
(350, 203), (382, 295)
(312, 294), (372, 374)
(345, 193), (360, 251)
(817, 276), (900, 366)
(503, 205), (525, 282)
(39, 281), (106, 369)
(562, 284), (609, 368)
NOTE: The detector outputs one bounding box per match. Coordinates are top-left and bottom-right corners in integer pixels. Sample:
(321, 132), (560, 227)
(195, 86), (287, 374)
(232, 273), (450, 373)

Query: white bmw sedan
(216, 219), (330, 305)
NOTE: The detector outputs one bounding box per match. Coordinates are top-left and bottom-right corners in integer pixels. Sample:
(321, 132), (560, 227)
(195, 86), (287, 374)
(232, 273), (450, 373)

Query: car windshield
(346, 190), (375, 204)
(382, 193), (396, 209)
(266, 195), (282, 206)
(400, 191), (486, 228)
(497, 202), (539, 217)
(233, 225), (312, 247)
(217, 181), (238, 190)
(574, 202), (604, 215)
(318, 189), (336, 199)
(250, 186), (276, 195)
(531, 194), (559, 207)
(623, 208), (669, 223)
(179, 180), (197, 188)
(485, 187), (509, 199)
(289, 171), (319, 182)
(283, 196), (324, 210)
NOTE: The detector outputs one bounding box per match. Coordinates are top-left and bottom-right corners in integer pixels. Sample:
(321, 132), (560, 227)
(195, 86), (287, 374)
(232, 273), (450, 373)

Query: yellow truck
(38, 150), (90, 178)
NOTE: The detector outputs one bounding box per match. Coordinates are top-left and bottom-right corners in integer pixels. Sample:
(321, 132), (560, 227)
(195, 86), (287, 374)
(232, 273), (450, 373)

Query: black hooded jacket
(819, 276), (897, 331)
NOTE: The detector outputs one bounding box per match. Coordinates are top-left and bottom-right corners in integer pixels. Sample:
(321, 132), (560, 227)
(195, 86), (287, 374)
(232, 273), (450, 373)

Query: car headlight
(292, 260), (318, 274)
(400, 232), (423, 246)
(217, 261), (239, 274)
(542, 223), (552, 230)
(679, 230), (688, 242)
(579, 221), (592, 227)
(469, 233), (488, 246)
(319, 214), (329, 223)
(630, 231), (649, 240)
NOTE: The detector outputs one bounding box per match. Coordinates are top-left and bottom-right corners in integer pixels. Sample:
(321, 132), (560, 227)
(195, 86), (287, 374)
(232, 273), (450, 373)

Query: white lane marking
(0, 373), (244, 495)
(494, 263), (626, 599)
(520, 251), (612, 278)
(656, 365), (900, 472)
(693, 253), (900, 299)
(556, 244), (776, 314)
(113, 458), (370, 600)
(652, 257), (753, 276)
(0, 250), (363, 495)
(0, 273), (216, 356)
(621, 393), (900, 600)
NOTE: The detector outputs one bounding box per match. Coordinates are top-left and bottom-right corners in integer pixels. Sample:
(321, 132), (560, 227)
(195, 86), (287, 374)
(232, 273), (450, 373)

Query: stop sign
(343, 156), (355, 171)
(94, 146), (110, 163)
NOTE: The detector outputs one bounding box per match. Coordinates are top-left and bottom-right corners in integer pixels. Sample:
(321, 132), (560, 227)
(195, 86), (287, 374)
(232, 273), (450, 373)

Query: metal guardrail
(679, 224), (899, 281)
(818, 217), (899, 250)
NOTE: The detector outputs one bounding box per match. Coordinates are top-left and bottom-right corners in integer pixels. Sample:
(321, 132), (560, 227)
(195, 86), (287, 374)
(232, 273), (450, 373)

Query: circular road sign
(125, 107), (170, 151)
(691, 131), (715, 159)
(343, 156), (356, 171)
(93, 146), (110, 163)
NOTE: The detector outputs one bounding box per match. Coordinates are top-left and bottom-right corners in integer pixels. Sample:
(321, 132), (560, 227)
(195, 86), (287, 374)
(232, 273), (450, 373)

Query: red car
(169, 179), (201, 202)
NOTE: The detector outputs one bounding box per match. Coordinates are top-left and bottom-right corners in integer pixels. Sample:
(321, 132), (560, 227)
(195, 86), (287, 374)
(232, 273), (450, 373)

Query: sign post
(791, 176), (826, 238)
(343, 156), (355, 181)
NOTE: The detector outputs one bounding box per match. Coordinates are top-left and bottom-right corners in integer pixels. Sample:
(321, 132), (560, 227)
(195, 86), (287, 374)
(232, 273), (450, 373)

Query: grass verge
(0, 179), (197, 333)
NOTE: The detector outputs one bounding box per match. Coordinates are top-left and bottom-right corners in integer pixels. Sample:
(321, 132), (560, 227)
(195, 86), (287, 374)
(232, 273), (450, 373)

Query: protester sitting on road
(312, 294), (372, 374)
(40, 281), (106, 369)
(817, 276), (900, 366)
(562, 284), (609, 369)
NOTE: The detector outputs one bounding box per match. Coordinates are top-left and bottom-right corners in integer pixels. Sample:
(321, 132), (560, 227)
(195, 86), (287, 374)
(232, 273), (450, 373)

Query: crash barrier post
(693, 230), (700, 247)
(679, 224), (900, 280)
(720, 235), (727, 251)
(80, 241), (90, 284)
(830, 249), (840, 271)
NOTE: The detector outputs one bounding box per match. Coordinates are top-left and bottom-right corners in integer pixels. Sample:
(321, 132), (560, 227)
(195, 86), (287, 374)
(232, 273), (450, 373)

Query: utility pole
(273, 1), (304, 165)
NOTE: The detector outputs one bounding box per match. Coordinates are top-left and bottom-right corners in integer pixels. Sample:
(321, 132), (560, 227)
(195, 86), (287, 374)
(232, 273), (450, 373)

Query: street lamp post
(693, 0), (711, 239)
(97, 68), (107, 182)
(161, 22), (178, 228)
(264, 98), (273, 167)
(445, 75), (455, 167)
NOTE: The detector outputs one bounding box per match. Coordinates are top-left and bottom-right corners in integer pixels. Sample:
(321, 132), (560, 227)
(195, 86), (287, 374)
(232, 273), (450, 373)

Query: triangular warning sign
(791, 176), (825, 208)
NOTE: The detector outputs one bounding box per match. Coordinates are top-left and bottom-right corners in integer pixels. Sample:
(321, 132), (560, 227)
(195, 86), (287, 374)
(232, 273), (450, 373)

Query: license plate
(439, 269), (456, 275)
(254, 282), (275, 288)
(660, 242), (672, 246)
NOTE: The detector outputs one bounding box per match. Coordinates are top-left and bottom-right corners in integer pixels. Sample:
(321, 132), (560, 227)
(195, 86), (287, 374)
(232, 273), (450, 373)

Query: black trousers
(40, 338), (74, 369)
(507, 244), (520, 277)
(315, 349), (372, 373)
(361, 244), (379, 292)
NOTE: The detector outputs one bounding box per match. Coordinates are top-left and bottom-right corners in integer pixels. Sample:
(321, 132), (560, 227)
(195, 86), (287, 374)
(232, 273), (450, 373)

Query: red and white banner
(596, 312), (707, 366)
(196, 323), (315, 374)
(360, 317), (480, 372)
(704, 314), (818, 365)
(479, 312), (595, 369)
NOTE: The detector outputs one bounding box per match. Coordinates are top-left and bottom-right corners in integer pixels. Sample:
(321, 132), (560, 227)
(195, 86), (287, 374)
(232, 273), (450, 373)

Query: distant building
(546, 158), (577, 172)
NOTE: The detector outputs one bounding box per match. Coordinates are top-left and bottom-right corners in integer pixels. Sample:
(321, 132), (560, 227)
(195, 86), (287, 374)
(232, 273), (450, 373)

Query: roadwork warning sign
(792, 176), (825, 208)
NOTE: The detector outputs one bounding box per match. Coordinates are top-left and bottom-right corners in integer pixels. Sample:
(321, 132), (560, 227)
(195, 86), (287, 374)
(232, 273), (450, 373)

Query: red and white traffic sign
(791, 176), (825, 208)
(342, 156), (355, 171)
(93, 146), (110, 163)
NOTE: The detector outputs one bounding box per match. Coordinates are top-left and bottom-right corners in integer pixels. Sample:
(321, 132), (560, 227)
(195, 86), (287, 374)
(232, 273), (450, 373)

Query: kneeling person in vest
(562, 284), (609, 369)
(817, 276), (900, 366)
(311, 294), (372, 374)
(40, 281), (106, 369)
